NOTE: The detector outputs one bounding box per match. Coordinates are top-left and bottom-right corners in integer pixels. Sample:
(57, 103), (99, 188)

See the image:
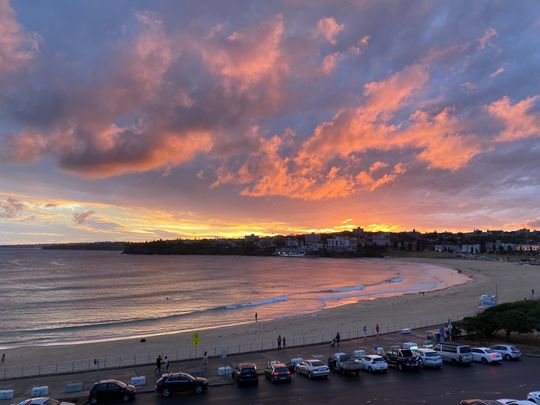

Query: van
(433, 343), (473, 364)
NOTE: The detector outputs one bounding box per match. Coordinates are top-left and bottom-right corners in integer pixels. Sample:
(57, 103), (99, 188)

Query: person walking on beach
(282, 336), (286, 349)
(163, 356), (169, 373)
(255, 312), (258, 322)
(375, 323), (380, 335)
(155, 355), (162, 375)
(1, 353), (4, 366)
(335, 332), (341, 347)
(277, 335), (282, 350)
(363, 325), (368, 338)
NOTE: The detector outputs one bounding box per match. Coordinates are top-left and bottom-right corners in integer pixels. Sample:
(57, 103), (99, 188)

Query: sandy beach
(2, 258), (539, 372)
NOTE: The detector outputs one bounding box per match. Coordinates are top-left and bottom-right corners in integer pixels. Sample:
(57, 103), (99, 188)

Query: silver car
(489, 344), (522, 360)
(296, 359), (330, 379)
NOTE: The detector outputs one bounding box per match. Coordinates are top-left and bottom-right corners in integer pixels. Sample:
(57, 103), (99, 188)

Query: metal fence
(0, 311), (478, 381)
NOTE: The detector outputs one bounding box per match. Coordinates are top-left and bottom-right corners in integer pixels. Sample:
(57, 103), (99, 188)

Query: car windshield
(310, 360), (324, 367)
(241, 368), (255, 374)
(276, 367), (289, 372)
(401, 349), (413, 357)
(460, 346), (471, 353)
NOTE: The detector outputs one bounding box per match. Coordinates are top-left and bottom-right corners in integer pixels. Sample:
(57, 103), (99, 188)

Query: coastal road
(104, 357), (540, 404)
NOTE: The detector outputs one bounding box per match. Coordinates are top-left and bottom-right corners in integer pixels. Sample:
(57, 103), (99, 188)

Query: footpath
(0, 326), (438, 403)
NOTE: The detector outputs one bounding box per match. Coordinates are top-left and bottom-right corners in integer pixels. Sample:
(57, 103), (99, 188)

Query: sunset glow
(1, 0), (540, 244)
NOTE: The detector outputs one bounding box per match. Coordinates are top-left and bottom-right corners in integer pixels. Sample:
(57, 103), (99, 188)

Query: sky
(1, 0), (540, 244)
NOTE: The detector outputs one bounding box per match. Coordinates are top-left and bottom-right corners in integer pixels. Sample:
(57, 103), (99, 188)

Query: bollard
(65, 383), (83, 393)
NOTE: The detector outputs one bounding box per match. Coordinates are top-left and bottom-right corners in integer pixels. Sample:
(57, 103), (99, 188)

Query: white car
(496, 400), (536, 404)
(471, 347), (503, 364)
(413, 348), (443, 368)
(295, 359), (330, 379)
(17, 399), (75, 405)
(490, 345), (522, 360)
(359, 355), (388, 373)
(527, 392), (540, 404)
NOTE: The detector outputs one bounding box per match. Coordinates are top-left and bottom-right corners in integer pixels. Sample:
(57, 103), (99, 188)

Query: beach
(1, 257), (538, 373)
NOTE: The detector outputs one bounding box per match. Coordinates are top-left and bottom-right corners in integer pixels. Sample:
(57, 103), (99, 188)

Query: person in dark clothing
(277, 335), (282, 349)
(155, 355), (162, 374)
(335, 332), (341, 347)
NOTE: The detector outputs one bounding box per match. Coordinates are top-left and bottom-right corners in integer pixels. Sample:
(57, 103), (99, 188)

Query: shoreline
(1, 258), (538, 372)
(0, 260), (469, 350)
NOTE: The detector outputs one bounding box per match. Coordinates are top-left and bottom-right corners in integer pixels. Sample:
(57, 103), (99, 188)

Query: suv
(384, 347), (422, 371)
(155, 372), (209, 397)
(88, 380), (136, 404)
(433, 343), (473, 365)
(264, 361), (292, 383)
(232, 363), (259, 386)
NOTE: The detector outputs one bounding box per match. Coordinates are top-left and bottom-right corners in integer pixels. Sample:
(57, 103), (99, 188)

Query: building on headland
(434, 244), (460, 253)
(460, 244), (481, 254)
(244, 234), (259, 243)
(371, 232), (391, 247)
(304, 233), (323, 252)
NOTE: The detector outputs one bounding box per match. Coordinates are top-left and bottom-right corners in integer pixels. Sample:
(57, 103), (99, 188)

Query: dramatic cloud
(1, 0), (540, 240)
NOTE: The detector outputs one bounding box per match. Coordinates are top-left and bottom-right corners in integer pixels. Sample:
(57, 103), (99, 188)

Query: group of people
(154, 354), (170, 375)
(276, 334), (287, 349)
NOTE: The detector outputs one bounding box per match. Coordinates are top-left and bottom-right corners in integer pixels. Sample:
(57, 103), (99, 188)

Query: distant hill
(41, 242), (125, 251)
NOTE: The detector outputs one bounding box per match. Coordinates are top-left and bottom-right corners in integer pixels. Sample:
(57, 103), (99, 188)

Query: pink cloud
(73, 210), (95, 225)
(478, 27), (498, 50)
(0, 197), (24, 218)
(320, 52), (342, 74)
(2, 131), (46, 163)
(0, 0), (38, 75)
(316, 17), (344, 45)
(487, 95), (540, 142)
(201, 15), (285, 86)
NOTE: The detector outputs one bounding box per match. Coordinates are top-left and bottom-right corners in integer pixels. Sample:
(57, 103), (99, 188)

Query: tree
(498, 309), (530, 340)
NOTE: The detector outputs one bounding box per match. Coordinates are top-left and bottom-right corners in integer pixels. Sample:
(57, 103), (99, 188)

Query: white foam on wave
(226, 295), (288, 309)
(331, 284), (365, 293)
(387, 276), (402, 283)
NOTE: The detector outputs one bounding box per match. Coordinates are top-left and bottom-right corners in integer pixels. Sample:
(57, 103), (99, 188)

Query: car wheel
(161, 388), (170, 397)
(122, 394), (130, 402)
(504, 354), (511, 360)
(398, 363), (403, 371)
(194, 386), (203, 394)
(307, 372), (312, 379)
(90, 397), (98, 405)
(368, 367), (373, 373)
(481, 357), (487, 364)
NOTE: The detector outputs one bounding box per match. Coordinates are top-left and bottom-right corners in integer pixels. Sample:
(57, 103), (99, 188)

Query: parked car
(88, 380), (136, 404)
(384, 347), (422, 371)
(433, 343), (474, 365)
(490, 345), (522, 360)
(295, 359), (330, 379)
(17, 399), (75, 405)
(327, 353), (362, 375)
(264, 361), (292, 383)
(459, 401), (503, 405)
(155, 372), (209, 396)
(286, 357), (304, 373)
(527, 392), (540, 404)
(471, 347), (503, 364)
(232, 363), (259, 386)
(413, 348), (443, 368)
(496, 400), (536, 404)
(358, 355), (388, 373)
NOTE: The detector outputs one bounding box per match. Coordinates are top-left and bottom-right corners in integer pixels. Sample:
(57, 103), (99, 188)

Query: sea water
(0, 248), (467, 348)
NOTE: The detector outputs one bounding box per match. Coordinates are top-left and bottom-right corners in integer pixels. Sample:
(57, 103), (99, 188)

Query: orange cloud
(487, 95), (540, 142)
(201, 15), (285, 86)
(320, 52), (342, 74)
(2, 130), (46, 163)
(316, 17), (344, 45)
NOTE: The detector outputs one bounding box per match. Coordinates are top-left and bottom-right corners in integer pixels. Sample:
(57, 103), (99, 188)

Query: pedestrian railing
(0, 311), (476, 380)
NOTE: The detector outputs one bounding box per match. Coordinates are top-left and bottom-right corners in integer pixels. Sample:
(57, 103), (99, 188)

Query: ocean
(0, 248), (467, 348)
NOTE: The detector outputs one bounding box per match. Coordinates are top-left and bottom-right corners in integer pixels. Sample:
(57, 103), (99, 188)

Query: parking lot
(99, 356), (540, 404)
